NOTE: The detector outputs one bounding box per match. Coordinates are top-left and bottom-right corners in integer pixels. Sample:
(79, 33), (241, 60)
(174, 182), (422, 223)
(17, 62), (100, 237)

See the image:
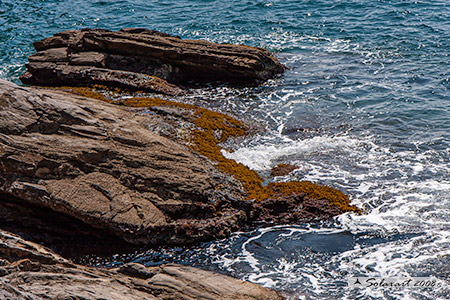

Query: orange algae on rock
(61, 86), (359, 213)
(191, 113), (264, 195)
(187, 111), (359, 213)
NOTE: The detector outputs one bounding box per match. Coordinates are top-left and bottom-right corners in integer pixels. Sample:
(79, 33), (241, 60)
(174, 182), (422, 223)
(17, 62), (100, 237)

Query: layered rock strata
(19, 28), (287, 94)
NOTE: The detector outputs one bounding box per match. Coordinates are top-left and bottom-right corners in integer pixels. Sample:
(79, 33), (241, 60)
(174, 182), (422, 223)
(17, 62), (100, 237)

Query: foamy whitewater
(2, 1), (449, 299)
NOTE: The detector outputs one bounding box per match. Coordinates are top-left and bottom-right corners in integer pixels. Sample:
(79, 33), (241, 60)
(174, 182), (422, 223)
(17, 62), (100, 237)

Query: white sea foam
(222, 134), (361, 171)
(132, 45), (448, 299)
(173, 14), (449, 300)
(0, 64), (24, 80)
(194, 75), (450, 298)
(210, 127), (450, 299)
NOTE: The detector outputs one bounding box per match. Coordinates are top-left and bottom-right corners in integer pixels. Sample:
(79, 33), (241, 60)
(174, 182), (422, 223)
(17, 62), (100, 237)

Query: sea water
(1, 1), (449, 299)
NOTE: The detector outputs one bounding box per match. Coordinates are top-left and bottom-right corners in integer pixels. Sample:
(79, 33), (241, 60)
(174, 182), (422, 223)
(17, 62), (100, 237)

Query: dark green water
(1, 1), (449, 299)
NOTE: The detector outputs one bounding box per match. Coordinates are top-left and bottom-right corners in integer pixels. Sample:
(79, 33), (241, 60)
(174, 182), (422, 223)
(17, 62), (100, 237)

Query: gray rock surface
(0, 229), (285, 300)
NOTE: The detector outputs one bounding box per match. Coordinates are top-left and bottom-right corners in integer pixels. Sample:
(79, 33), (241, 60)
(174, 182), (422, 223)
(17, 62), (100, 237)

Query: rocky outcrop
(0, 79), (247, 247)
(0, 80), (350, 250)
(0, 192), (135, 257)
(21, 61), (184, 96)
(19, 28), (286, 94)
(0, 229), (285, 300)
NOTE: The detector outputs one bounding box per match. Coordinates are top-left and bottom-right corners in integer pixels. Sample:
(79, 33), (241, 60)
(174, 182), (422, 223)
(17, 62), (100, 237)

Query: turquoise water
(1, 1), (450, 299)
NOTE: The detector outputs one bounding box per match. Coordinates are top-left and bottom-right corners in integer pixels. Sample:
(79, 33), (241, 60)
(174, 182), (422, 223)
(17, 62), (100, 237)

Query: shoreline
(0, 28), (360, 299)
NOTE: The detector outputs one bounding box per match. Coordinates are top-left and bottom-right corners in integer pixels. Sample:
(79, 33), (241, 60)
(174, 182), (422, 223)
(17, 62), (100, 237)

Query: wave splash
(210, 130), (450, 299)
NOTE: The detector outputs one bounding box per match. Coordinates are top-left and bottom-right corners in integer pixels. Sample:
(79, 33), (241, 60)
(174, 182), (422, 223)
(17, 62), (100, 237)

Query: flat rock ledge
(19, 28), (286, 95)
(0, 229), (285, 300)
(0, 80), (346, 250)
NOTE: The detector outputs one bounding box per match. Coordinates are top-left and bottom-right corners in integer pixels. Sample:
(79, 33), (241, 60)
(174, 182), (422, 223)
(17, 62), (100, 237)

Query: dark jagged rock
(21, 62), (184, 96)
(251, 193), (345, 226)
(0, 229), (285, 300)
(20, 28), (286, 93)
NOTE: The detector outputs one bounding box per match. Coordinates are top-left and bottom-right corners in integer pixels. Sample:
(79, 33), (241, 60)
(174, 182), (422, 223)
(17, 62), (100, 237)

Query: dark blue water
(1, 1), (449, 299)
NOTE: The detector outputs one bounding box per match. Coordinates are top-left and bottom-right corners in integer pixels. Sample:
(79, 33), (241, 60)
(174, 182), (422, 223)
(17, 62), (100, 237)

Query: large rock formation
(0, 79), (248, 247)
(0, 229), (285, 300)
(0, 80), (350, 250)
(19, 28), (286, 94)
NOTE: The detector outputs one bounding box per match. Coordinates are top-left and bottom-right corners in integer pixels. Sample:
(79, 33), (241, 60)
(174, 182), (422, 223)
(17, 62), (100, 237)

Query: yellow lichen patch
(61, 86), (359, 213)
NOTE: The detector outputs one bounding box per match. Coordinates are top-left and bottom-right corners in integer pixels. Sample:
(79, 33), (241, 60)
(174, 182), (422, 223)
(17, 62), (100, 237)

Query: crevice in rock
(0, 192), (134, 258)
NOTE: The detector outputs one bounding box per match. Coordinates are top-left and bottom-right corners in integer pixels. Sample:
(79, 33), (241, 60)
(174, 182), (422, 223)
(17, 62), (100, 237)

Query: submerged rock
(20, 28), (286, 94)
(270, 163), (299, 177)
(0, 229), (285, 300)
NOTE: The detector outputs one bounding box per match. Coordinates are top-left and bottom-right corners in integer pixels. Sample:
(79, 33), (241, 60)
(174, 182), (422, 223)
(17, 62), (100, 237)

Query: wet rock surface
(0, 229), (285, 300)
(253, 193), (345, 226)
(20, 28), (286, 94)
